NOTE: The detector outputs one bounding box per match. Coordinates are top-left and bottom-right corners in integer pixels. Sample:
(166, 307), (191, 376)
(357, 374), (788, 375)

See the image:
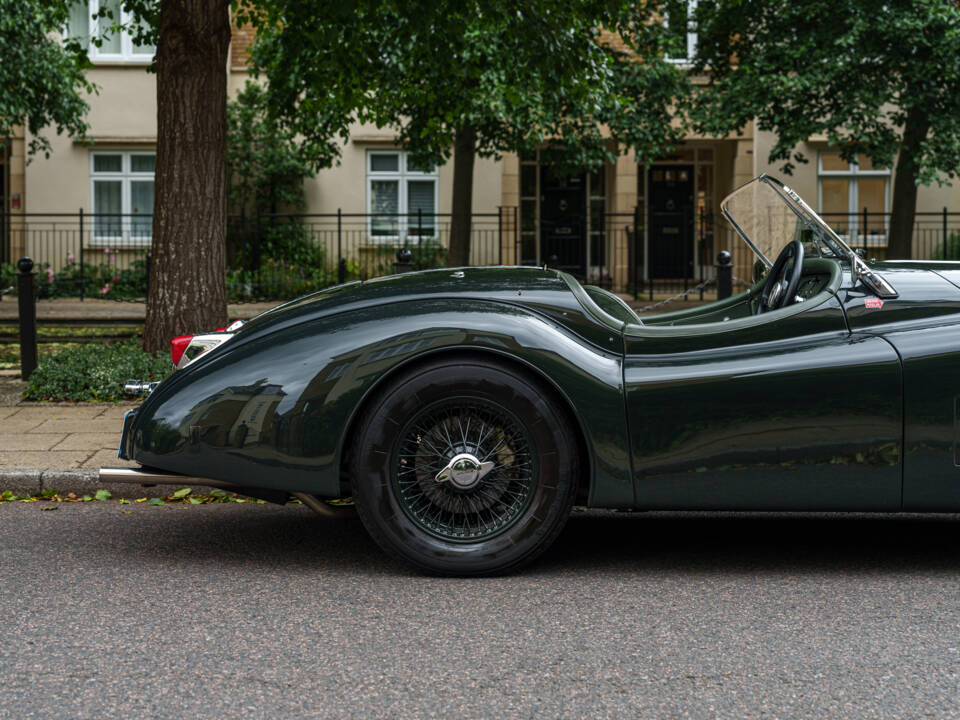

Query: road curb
(0, 468), (215, 499)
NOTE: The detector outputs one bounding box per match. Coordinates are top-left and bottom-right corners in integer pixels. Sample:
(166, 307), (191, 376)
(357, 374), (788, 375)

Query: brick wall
(230, 17), (256, 70)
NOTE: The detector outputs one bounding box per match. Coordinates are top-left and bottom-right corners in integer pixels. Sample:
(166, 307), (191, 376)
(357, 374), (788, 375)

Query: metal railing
(819, 209), (960, 260)
(0, 210), (517, 301)
(3, 207), (959, 304)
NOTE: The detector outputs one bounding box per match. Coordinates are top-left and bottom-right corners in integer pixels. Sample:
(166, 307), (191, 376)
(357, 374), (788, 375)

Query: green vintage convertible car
(103, 175), (960, 574)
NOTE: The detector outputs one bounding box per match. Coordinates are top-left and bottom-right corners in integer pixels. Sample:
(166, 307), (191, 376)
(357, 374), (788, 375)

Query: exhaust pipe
(290, 492), (352, 518)
(124, 380), (159, 397)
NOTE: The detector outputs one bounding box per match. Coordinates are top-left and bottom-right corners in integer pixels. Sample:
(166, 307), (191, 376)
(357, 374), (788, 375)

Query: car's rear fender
(128, 298), (631, 507)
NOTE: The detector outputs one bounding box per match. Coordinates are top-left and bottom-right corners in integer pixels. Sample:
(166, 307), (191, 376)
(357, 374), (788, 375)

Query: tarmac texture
(1, 502), (958, 719)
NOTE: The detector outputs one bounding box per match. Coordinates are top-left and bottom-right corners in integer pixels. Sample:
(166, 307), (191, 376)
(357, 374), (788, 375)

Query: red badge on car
(865, 298), (884, 309)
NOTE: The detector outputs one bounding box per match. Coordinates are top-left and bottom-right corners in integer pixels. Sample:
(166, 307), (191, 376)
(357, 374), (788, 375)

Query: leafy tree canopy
(0, 2), (95, 156)
(693, 0), (960, 179)
(226, 80), (313, 216)
(691, 0), (960, 256)
(240, 0), (689, 173)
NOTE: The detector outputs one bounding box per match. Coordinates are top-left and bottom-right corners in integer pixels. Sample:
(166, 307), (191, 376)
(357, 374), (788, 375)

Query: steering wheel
(758, 239), (804, 313)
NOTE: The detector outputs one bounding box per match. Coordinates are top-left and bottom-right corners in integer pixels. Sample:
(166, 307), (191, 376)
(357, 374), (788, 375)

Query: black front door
(540, 167), (586, 278)
(647, 165), (694, 279)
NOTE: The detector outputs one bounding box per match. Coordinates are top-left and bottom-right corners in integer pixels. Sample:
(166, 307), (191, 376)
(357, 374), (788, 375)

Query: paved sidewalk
(0, 378), (204, 497)
(0, 402), (138, 471)
(0, 395), (160, 496)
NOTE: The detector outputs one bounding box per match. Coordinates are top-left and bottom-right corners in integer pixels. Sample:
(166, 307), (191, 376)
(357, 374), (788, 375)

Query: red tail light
(170, 335), (194, 366)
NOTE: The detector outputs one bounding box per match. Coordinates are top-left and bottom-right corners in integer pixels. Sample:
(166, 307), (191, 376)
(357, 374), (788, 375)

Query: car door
(622, 293), (902, 511)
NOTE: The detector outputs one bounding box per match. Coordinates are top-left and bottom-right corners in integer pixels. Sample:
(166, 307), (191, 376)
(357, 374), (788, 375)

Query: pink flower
(103, 248), (111, 255)
(112, 274), (120, 281)
(45, 268), (54, 284)
(67, 252), (75, 261)
(99, 283), (110, 295)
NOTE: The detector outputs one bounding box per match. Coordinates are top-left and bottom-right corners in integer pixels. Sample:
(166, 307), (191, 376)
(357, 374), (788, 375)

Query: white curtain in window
(130, 181), (154, 239)
(98, 0), (123, 54)
(131, 155), (156, 173)
(93, 154), (122, 173)
(68, 2), (89, 40)
(371, 154), (400, 172)
(371, 180), (399, 235)
(93, 180), (122, 238)
(407, 181), (435, 233)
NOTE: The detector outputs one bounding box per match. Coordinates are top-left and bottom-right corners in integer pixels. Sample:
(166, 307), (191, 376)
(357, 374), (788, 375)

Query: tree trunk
(447, 125), (477, 268)
(144, 0), (230, 353)
(886, 107), (930, 260)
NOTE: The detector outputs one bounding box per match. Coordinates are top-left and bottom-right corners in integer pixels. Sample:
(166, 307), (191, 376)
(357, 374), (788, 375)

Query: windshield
(720, 174), (851, 268)
(720, 174), (898, 298)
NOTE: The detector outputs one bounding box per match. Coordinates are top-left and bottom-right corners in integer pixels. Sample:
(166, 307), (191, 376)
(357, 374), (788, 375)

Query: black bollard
(394, 247), (414, 274)
(716, 250), (732, 300)
(17, 257), (38, 380)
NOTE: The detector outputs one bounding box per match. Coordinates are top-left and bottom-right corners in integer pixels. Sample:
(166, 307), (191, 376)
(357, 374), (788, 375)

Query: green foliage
(23, 340), (172, 402)
(410, 239), (448, 270)
(693, 0), (960, 180)
(49, 252), (148, 299)
(4, 253), (149, 300)
(0, 1), (95, 157)
(226, 81), (316, 270)
(935, 232), (960, 261)
(691, 0), (960, 257)
(226, 81), (313, 216)
(1, 263), (15, 294)
(225, 254), (359, 301)
(242, 1), (688, 178)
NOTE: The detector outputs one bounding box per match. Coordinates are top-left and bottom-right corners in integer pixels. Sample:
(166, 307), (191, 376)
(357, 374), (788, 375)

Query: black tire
(351, 356), (579, 576)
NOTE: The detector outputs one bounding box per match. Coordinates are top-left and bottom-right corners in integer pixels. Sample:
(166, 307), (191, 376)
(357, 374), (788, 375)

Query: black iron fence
(0, 210), (515, 301)
(819, 209), (960, 260)
(3, 207), (959, 304)
(632, 208), (960, 302)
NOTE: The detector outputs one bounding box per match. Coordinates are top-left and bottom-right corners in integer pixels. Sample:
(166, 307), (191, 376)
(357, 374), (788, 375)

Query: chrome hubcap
(435, 452), (495, 490)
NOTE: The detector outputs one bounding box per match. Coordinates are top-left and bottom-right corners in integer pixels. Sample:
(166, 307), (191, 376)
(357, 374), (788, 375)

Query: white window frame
(817, 152), (891, 247)
(664, 0), (698, 65)
(90, 151), (156, 246)
(67, 1), (155, 63)
(365, 151), (439, 242)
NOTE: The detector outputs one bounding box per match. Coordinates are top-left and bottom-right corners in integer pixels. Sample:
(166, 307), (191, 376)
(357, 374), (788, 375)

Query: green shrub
(4, 253), (149, 300)
(410, 238), (448, 270)
(1, 262), (16, 294)
(23, 341), (172, 402)
(934, 232), (960, 261)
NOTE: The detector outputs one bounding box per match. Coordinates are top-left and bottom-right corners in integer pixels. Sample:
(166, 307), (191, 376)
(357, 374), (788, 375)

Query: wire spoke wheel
(392, 397), (537, 542)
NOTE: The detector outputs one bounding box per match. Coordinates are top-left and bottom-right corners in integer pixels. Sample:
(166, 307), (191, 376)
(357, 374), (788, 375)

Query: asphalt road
(1, 503), (958, 719)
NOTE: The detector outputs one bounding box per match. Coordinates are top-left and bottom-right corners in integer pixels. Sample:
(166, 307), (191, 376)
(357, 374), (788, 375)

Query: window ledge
(88, 60), (153, 67)
(76, 136), (156, 146)
(88, 238), (152, 248)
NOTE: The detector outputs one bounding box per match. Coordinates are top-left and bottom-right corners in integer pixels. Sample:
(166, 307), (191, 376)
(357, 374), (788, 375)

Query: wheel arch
(337, 346), (594, 505)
